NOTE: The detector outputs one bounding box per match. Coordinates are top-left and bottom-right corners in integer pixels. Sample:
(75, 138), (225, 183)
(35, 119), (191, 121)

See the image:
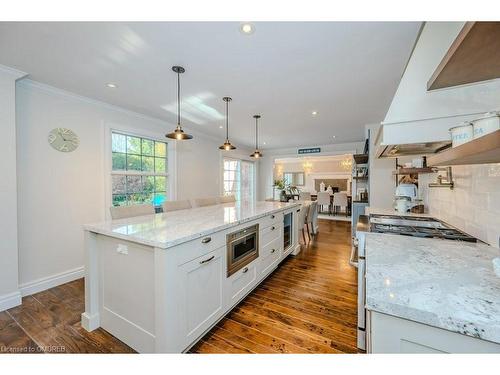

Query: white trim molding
(19, 266), (84, 297)
(0, 291), (22, 312)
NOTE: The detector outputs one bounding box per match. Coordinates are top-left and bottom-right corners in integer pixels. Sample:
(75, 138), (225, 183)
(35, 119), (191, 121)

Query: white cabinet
(368, 310), (500, 353)
(176, 247), (225, 349)
(224, 259), (258, 309)
(258, 237), (282, 279)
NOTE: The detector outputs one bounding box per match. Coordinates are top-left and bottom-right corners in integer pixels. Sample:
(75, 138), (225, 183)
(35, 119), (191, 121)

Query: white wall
(15, 79), (236, 292)
(380, 22), (500, 247)
(0, 66), (26, 311)
(258, 142), (364, 200)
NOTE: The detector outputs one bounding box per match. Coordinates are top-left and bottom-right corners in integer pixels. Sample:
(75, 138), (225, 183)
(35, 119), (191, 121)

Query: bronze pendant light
(166, 66), (193, 140)
(219, 97), (236, 150)
(250, 115), (263, 158)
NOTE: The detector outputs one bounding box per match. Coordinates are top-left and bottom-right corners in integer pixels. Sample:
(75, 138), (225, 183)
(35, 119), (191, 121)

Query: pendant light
(166, 66), (193, 140)
(250, 115), (263, 158)
(219, 97), (236, 150)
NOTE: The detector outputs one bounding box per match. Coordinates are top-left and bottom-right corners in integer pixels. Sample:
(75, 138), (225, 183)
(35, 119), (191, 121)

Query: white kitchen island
(81, 201), (301, 353)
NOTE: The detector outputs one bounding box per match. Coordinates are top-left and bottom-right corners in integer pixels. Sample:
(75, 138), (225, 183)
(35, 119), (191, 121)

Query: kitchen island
(364, 231), (500, 353)
(81, 201), (301, 353)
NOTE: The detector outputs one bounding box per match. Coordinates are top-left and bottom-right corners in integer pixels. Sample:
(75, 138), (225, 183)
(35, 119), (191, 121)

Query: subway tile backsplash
(421, 164), (500, 248)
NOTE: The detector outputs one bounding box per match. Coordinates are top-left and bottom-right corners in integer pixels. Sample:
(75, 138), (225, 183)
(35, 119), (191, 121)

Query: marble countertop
(365, 232), (500, 344)
(84, 201), (299, 249)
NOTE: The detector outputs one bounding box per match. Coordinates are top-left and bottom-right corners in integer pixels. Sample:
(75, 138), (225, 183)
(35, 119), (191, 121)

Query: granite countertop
(365, 232), (500, 344)
(85, 201), (299, 249)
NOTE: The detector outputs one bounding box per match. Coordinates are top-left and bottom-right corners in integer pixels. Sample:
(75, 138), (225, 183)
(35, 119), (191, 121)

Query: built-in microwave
(226, 224), (259, 277)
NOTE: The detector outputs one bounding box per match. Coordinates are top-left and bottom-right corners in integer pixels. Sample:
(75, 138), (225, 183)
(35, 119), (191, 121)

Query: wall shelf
(392, 167), (436, 175)
(427, 130), (500, 166)
(427, 22), (500, 90)
(353, 154), (369, 165)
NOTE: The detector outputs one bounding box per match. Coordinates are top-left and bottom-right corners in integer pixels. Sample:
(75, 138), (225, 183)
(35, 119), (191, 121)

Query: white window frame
(103, 123), (177, 220)
(220, 153), (257, 202)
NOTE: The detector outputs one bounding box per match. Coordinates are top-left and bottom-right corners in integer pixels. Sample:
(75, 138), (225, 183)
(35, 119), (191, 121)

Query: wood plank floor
(0, 219), (359, 354)
(190, 219), (360, 354)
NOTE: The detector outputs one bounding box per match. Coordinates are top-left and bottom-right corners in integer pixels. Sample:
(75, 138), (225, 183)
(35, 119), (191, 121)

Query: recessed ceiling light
(219, 125), (223, 129)
(106, 83), (117, 88)
(240, 23), (255, 35)
(263, 142), (266, 145)
(312, 111), (318, 116)
(332, 135), (336, 139)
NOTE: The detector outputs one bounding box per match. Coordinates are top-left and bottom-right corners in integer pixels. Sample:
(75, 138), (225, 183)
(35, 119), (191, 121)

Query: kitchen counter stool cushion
(191, 197), (219, 208)
(162, 199), (192, 212)
(332, 192), (348, 216)
(110, 203), (155, 220)
(299, 192), (312, 201)
(316, 192), (331, 215)
(219, 195), (236, 204)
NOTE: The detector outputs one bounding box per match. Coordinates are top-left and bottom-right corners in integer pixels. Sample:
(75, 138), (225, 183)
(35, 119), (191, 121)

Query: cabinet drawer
(258, 237), (282, 278)
(174, 231), (226, 266)
(225, 259), (258, 309)
(260, 211), (283, 230)
(260, 222), (282, 247)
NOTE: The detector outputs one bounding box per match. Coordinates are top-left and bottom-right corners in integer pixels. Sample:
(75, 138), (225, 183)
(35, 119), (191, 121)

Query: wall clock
(48, 128), (79, 152)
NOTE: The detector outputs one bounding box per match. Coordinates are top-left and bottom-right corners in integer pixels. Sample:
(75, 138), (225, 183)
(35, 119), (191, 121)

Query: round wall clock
(48, 128), (79, 152)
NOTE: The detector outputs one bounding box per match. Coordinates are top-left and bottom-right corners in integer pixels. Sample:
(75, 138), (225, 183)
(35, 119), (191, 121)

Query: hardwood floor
(0, 219), (359, 354)
(190, 219), (359, 354)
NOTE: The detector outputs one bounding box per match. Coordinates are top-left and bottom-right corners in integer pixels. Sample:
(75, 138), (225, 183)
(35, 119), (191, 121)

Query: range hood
(375, 113), (482, 158)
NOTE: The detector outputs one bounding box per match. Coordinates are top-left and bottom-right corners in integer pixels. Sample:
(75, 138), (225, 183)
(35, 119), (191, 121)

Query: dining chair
(191, 197), (219, 208)
(162, 199), (192, 212)
(316, 191), (331, 215)
(110, 203), (155, 220)
(305, 201), (318, 240)
(332, 192), (348, 216)
(299, 192), (312, 201)
(219, 195), (236, 203)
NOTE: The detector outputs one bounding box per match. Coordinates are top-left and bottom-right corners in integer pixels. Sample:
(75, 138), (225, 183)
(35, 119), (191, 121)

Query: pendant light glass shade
(219, 97), (236, 150)
(166, 66), (193, 140)
(250, 114), (263, 158)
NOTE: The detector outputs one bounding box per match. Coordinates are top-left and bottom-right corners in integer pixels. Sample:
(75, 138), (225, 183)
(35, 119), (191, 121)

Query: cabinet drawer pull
(201, 237), (212, 244)
(271, 249), (276, 253)
(271, 226), (276, 231)
(199, 255), (215, 264)
(271, 215), (275, 219)
(242, 267), (249, 273)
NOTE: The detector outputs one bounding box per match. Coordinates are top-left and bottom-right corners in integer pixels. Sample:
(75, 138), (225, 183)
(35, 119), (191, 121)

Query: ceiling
(0, 22), (421, 149)
(275, 154), (352, 164)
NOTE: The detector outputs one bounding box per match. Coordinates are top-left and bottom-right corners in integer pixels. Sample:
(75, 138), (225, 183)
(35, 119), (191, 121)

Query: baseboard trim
(19, 266), (84, 297)
(0, 291), (22, 312)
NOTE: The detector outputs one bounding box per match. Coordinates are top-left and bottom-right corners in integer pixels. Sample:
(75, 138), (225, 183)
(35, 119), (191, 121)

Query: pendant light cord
(226, 100), (229, 140)
(177, 71), (181, 126)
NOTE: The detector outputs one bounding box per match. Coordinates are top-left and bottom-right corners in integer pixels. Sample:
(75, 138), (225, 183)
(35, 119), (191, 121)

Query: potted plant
(274, 178), (290, 202)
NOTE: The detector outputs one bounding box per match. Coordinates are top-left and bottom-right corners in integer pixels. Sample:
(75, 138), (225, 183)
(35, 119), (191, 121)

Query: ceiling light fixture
(166, 66), (193, 140)
(106, 83), (117, 88)
(219, 97), (236, 151)
(312, 111), (318, 116)
(240, 23), (255, 35)
(250, 115), (263, 158)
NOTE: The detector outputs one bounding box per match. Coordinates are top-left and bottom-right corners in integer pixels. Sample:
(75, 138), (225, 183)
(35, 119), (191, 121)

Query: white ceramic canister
(449, 121), (473, 147)
(472, 111), (500, 139)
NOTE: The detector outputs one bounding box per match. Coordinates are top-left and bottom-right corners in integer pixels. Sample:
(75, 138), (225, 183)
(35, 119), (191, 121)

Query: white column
(0, 65), (27, 311)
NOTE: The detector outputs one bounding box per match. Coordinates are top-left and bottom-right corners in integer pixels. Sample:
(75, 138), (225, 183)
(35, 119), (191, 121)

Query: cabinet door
(225, 259), (258, 309)
(177, 247), (224, 347)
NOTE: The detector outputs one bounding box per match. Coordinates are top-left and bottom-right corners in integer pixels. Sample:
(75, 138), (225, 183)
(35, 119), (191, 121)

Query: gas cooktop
(369, 214), (477, 242)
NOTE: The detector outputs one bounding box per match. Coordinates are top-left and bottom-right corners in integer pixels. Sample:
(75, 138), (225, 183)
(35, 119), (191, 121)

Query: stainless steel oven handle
(199, 255), (215, 264)
(201, 237), (212, 244)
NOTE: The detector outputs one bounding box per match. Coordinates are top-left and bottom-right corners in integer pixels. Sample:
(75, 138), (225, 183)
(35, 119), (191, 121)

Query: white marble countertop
(365, 232), (500, 344)
(84, 201), (299, 249)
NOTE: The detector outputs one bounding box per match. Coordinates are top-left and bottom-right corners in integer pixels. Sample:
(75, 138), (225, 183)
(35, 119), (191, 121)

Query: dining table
(310, 193), (352, 215)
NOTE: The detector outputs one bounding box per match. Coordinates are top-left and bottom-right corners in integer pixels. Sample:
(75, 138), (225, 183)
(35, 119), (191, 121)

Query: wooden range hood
(427, 22), (500, 90)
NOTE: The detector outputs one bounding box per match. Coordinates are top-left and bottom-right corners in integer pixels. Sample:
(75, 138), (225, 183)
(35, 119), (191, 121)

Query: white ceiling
(0, 22), (421, 149)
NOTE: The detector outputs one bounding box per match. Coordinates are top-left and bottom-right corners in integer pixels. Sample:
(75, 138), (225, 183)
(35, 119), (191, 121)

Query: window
(223, 158), (255, 201)
(111, 132), (168, 207)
